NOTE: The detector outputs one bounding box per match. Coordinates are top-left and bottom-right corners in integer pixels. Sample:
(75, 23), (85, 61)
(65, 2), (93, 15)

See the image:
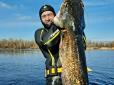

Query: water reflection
(0, 49), (40, 56)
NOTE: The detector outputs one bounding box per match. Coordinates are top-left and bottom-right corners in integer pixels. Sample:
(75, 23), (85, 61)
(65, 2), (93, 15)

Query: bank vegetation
(0, 39), (38, 50)
(0, 39), (114, 50)
(87, 41), (114, 50)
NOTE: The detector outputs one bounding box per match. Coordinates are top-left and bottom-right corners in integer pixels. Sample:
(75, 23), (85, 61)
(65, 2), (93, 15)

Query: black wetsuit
(35, 24), (62, 85)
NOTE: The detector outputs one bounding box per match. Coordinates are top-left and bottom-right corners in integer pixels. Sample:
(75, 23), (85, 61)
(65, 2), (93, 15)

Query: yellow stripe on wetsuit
(83, 35), (87, 43)
(44, 31), (60, 45)
(48, 49), (55, 66)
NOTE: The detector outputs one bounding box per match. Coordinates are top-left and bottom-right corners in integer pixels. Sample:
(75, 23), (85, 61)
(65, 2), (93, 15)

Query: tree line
(0, 39), (114, 49)
(0, 39), (38, 49)
(87, 41), (114, 49)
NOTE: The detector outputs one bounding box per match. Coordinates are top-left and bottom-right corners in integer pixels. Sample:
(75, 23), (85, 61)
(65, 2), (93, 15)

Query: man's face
(41, 11), (55, 26)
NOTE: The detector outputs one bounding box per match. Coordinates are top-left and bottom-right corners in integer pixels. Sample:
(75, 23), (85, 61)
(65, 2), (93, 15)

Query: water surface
(0, 50), (114, 85)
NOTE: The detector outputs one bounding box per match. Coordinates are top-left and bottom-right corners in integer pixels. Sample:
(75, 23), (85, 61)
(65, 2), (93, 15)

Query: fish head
(53, 1), (75, 31)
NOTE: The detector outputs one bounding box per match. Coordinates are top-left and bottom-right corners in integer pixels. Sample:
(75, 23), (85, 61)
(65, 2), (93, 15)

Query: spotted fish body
(54, 0), (88, 85)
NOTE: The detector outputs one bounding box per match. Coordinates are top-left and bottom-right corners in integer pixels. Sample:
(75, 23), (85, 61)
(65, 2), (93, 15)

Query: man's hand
(53, 15), (64, 29)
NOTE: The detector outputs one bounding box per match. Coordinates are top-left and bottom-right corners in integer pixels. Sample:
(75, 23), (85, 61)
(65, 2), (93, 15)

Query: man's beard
(42, 22), (52, 29)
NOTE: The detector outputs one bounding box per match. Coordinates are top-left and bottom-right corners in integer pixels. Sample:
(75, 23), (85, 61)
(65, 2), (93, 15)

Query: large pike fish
(54, 0), (89, 85)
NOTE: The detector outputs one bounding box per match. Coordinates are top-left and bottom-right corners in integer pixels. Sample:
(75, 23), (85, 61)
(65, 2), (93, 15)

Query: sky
(0, 0), (114, 41)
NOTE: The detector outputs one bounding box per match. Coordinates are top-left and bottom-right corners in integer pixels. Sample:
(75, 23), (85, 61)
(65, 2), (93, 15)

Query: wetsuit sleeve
(34, 29), (42, 46)
(34, 29), (48, 58)
(80, 6), (85, 31)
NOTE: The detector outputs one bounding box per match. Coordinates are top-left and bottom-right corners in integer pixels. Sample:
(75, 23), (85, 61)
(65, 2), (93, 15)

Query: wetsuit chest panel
(41, 28), (60, 48)
(42, 28), (54, 43)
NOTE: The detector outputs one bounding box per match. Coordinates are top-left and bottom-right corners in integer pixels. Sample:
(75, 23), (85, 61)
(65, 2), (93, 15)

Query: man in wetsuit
(35, 5), (62, 85)
(34, 4), (86, 85)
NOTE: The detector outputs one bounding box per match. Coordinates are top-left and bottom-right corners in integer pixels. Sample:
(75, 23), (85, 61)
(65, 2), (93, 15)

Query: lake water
(0, 49), (114, 85)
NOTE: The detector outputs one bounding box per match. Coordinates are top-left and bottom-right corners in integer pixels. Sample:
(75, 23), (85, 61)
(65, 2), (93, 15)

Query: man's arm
(34, 29), (48, 58)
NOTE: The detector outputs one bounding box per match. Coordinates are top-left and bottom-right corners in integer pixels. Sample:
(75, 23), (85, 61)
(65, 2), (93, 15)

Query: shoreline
(0, 47), (114, 51)
(87, 47), (114, 50)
